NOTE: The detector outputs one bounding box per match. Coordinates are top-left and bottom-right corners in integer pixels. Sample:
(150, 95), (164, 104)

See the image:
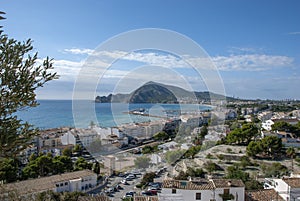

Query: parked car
(141, 190), (153, 196)
(121, 179), (129, 185)
(125, 174), (136, 181)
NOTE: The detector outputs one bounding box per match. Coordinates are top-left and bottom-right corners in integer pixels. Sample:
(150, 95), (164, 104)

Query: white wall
(61, 132), (76, 145)
(161, 188), (215, 201)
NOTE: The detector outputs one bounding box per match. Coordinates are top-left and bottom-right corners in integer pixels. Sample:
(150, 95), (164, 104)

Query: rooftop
(162, 179), (214, 190)
(245, 189), (284, 201)
(3, 170), (96, 195)
(283, 178), (300, 188)
(162, 179), (244, 191)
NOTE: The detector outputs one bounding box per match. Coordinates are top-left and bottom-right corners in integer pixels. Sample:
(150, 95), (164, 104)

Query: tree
(226, 123), (258, 145)
(271, 121), (295, 133)
(246, 141), (262, 158)
(141, 172), (156, 186)
(153, 131), (169, 141)
(0, 14), (57, 160)
(134, 155), (150, 169)
(184, 145), (201, 159)
(74, 157), (92, 171)
(62, 147), (72, 157)
(0, 158), (18, 182)
(226, 165), (250, 183)
(261, 136), (282, 158)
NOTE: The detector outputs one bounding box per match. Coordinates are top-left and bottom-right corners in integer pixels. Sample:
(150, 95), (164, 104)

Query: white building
(61, 131), (76, 145)
(3, 170), (97, 197)
(161, 178), (245, 201)
(264, 177), (300, 201)
(262, 119), (275, 131)
(120, 121), (165, 139)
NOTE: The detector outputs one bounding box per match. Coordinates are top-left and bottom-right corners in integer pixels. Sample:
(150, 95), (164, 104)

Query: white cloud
(63, 48), (94, 55)
(64, 48), (294, 72)
(212, 54), (293, 71)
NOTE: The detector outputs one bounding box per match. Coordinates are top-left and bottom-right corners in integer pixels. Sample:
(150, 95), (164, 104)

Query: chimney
(227, 180), (232, 187)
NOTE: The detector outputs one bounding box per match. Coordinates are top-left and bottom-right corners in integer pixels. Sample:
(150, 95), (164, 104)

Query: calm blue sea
(16, 100), (210, 129)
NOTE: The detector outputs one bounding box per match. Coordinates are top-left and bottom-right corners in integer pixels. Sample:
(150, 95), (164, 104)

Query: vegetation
(22, 153), (96, 179)
(226, 123), (259, 145)
(183, 145), (202, 159)
(165, 149), (185, 164)
(175, 167), (205, 180)
(140, 172), (156, 186)
(0, 13), (57, 183)
(0, 22), (57, 160)
(246, 136), (283, 158)
(153, 131), (169, 141)
(261, 162), (288, 177)
(271, 121), (300, 135)
(142, 145), (159, 154)
(134, 155), (151, 169)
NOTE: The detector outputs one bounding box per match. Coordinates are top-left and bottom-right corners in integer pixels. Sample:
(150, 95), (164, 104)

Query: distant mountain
(95, 81), (235, 103)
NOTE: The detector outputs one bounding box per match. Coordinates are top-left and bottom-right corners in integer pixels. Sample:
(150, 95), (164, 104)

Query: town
(1, 99), (300, 201)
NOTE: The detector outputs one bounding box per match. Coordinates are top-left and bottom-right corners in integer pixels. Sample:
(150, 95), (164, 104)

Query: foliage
(261, 162), (288, 177)
(204, 161), (222, 174)
(62, 147), (72, 157)
(122, 197), (134, 201)
(226, 123), (259, 145)
(0, 158), (18, 183)
(271, 121), (298, 133)
(22, 153), (74, 179)
(141, 172), (156, 186)
(245, 180), (264, 190)
(142, 145), (158, 154)
(153, 131), (169, 141)
(134, 155), (150, 169)
(165, 150), (185, 164)
(226, 165), (250, 183)
(0, 32), (57, 159)
(175, 167), (205, 180)
(74, 157), (92, 171)
(246, 136), (283, 158)
(184, 145), (201, 159)
(239, 156), (253, 169)
(286, 147), (296, 159)
(72, 144), (83, 154)
(0, 14), (57, 183)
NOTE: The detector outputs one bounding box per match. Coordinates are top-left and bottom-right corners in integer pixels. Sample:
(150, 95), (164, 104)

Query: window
(196, 192), (202, 200)
(65, 182), (68, 185)
(224, 189), (229, 194)
(60, 183), (63, 187)
(172, 189), (176, 194)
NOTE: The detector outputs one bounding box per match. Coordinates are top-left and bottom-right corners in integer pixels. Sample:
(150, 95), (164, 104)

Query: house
(245, 189), (284, 201)
(264, 177), (300, 201)
(262, 119), (275, 131)
(2, 170), (97, 197)
(161, 178), (245, 201)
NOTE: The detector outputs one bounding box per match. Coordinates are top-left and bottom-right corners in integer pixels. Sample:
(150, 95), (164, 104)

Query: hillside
(95, 81), (235, 103)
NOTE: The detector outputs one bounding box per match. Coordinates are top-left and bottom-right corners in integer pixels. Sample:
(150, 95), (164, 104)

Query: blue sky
(2, 0), (300, 100)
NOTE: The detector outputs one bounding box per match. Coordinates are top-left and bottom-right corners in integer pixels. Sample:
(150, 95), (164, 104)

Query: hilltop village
(1, 99), (300, 201)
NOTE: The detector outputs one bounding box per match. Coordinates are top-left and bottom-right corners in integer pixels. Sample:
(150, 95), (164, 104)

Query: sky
(1, 0), (300, 100)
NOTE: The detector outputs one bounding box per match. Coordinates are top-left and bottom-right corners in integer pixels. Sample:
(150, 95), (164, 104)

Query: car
(120, 179), (129, 185)
(125, 174), (136, 180)
(125, 191), (136, 197)
(141, 190), (153, 196)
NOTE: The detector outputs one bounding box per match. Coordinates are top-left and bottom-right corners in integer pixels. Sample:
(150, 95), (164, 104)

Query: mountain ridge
(95, 81), (235, 103)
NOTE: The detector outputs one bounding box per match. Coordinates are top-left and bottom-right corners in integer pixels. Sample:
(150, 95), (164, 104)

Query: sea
(16, 100), (211, 129)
